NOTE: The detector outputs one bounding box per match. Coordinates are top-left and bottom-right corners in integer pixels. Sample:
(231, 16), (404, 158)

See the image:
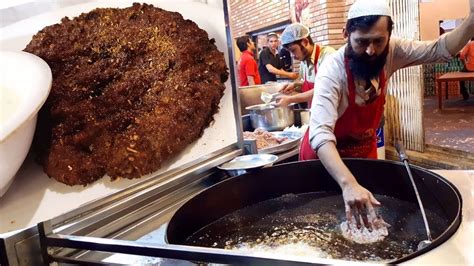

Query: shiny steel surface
(238, 84), (280, 115)
(403, 160), (433, 250)
(260, 92), (281, 104)
(258, 131), (303, 154)
(299, 109), (310, 125)
(40, 230), (321, 265)
(36, 168), (472, 265)
(218, 154), (278, 174)
(395, 140), (433, 249)
(246, 103), (295, 131)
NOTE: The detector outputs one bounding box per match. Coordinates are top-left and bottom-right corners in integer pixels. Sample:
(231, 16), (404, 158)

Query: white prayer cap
(348, 0), (391, 20)
(281, 23), (310, 45)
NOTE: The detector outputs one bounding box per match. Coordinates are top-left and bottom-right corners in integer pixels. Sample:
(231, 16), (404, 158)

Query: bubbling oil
(185, 193), (448, 262)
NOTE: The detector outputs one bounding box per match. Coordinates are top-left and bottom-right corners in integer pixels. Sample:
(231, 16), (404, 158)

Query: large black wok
(166, 159), (462, 263)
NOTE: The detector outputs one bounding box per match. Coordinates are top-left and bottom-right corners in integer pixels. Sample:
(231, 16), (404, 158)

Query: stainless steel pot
(239, 84), (279, 115)
(245, 103), (295, 131)
(295, 108), (310, 125)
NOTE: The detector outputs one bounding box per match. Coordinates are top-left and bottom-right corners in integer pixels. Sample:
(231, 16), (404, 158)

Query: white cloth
(348, 0), (391, 20)
(309, 36), (453, 151)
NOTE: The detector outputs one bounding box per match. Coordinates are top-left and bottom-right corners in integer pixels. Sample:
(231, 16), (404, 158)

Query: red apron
(301, 44), (321, 106)
(296, 45), (319, 160)
(299, 57), (387, 160)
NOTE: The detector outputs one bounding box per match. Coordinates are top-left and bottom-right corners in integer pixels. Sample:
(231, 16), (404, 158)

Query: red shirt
(460, 41), (474, 71)
(238, 50), (261, 86)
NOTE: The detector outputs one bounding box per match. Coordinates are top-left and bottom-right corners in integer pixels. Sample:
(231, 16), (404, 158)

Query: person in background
(460, 37), (474, 100)
(304, 0), (474, 229)
(258, 32), (298, 83)
(279, 45), (293, 72)
(237, 35), (261, 86)
(275, 23), (336, 108)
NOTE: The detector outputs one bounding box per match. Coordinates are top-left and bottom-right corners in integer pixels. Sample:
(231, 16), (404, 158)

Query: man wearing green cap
(302, 0), (474, 229)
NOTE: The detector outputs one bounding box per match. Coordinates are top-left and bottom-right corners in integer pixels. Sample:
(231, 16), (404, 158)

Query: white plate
(218, 154), (278, 171)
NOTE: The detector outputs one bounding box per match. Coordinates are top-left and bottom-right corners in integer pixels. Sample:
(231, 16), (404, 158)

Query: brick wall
(307, 0), (351, 48)
(229, 1), (290, 38)
(228, 0), (355, 76)
(229, 0), (353, 51)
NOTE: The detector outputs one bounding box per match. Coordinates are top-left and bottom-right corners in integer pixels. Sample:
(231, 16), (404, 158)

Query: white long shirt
(309, 36), (453, 151)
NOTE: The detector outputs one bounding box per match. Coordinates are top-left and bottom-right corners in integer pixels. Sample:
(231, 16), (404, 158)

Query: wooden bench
(436, 71), (474, 109)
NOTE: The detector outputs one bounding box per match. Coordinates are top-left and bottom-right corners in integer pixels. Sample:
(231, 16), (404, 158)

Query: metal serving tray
(258, 131), (303, 154)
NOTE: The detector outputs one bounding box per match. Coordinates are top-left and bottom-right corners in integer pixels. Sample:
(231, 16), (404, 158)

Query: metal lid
(245, 103), (295, 111)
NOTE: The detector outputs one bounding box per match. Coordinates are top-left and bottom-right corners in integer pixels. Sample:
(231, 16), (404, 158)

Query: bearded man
(301, 0), (474, 228)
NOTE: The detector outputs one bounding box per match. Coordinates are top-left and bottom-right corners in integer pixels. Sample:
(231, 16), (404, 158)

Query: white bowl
(0, 51), (52, 197)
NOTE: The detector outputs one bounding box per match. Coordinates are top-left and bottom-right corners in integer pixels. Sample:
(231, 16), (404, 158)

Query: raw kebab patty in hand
(340, 215), (391, 244)
(24, 3), (228, 186)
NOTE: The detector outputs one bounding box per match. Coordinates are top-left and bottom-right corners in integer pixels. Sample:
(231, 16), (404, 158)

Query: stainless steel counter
(105, 170), (474, 265)
(47, 169), (473, 265)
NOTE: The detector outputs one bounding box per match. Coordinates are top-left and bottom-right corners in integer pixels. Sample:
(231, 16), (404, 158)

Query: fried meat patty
(24, 3), (228, 186)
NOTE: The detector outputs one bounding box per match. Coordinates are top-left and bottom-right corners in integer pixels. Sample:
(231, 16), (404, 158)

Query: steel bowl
(238, 84), (280, 115)
(217, 154), (278, 177)
(245, 103), (295, 131)
(298, 109), (310, 125)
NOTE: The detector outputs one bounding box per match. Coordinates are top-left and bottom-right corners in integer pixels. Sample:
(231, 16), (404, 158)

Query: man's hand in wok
(342, 181), (381, 229)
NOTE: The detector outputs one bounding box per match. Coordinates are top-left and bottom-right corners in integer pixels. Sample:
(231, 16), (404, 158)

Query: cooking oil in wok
(185, 192), (448, 262)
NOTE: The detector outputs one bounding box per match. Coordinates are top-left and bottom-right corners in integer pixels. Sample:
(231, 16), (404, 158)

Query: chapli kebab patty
(24, 3), (228, 186)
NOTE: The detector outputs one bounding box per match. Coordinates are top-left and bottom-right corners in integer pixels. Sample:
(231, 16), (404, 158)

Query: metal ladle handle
(394, 140), (408, 162)
(395, 140), (433, 242)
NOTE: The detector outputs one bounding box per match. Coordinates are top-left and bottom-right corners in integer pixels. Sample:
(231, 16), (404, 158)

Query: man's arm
(309, 52), (380, 227)
(265, 64), (299, 79)
(317, 142), (356, 189)
(279, 61), (305, 94)
(247, 76), (255, 86)
(317, 142), (380, 228)
(275, 89), (313, 106)
(445, 0), (474, 55)
(278, 80), (303, 94)
(391, 0), (474, 72)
